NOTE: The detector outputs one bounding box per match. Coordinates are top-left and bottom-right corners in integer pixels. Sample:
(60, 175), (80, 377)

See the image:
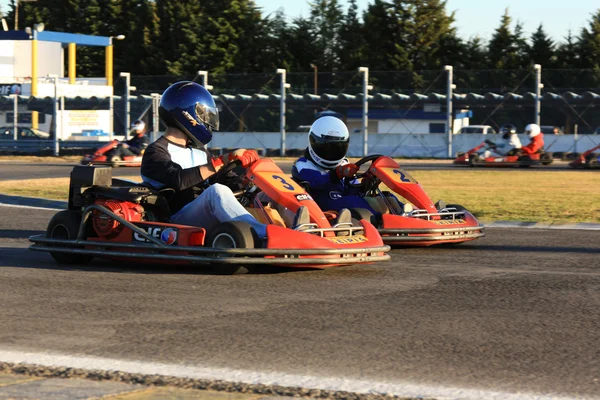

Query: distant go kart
(454, 140), (553, 167)
(29, 159), (390, 275)
(312, 155), (485, 246)
(81, 140), (143, 168)
(569, 144), (600, 169)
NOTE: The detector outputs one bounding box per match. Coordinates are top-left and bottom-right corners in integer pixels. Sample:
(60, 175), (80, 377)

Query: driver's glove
(334, 163), (359, 179)
(219, 149), (260, 168)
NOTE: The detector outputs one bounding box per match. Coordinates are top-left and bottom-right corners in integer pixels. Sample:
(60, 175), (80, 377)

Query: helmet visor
(195, 102), (220, 131)
(309, 133), (349, 162)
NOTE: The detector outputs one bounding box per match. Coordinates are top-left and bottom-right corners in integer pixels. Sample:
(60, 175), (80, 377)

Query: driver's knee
(205, 183), (235, 201)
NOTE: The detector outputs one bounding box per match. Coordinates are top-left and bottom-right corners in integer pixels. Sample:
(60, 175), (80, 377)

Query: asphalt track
(0, 159), (587, 181)
(1, 204), (599, 399)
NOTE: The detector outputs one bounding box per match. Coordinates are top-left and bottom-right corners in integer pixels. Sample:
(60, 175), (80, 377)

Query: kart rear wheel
(206, 221), (256, 275)
(46, 210), (94, 265)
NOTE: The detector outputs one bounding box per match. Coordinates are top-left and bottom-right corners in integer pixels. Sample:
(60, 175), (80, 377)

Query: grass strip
(0, 170), (598, 223)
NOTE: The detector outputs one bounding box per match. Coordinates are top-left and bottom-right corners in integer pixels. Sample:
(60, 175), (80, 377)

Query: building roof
(0, 30), (110, 46)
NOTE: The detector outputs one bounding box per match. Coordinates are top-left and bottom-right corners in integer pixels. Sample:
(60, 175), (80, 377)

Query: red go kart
(333, 155), (485, 246)
(29, 159), (390, 274)
(569, 144), (600, 169)
(81, 140), (143, 168)
(454, 140), (553, 167)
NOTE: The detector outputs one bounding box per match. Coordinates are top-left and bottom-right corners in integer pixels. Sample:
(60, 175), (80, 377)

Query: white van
(458, 125), (496, 134)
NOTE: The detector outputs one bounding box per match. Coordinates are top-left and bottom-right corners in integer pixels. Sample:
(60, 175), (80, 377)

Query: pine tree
(556, 30), (579, 68)
(362, 0), (399, 70)
(528, 24), (556, 67)
(488, 9), (519, 69)
(578, 9), (600, 69)
(155, 0), (204, 76)
(337, 0), (366, 71)
(309, 0), (344, 71)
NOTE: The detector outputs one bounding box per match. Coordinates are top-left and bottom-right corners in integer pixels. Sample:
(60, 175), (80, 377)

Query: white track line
(0, 203), (62, 211)
(0, 349), (590, 400)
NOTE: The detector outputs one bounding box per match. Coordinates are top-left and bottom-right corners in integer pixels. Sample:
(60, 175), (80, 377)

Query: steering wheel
(344, 154), (383, 189)
(192, 159), (243, 196)
(207, 159), (242, 185)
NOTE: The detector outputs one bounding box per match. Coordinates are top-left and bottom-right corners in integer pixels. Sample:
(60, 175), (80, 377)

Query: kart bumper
(29, 235), (390, 267)
(378, 225), (485, 245)
(377, 212), (485, 246)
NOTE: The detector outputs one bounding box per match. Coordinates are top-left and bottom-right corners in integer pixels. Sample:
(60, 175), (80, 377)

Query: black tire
(587, 155), (599, 168)
(468, 153), (480, 167)
(110, 155), (121, 168)
(540, 152), (553, 166)
(206, 221), (256, 275)
(46, 210), (94, 265)
(517, 155), (531, 168)
(349, 208), (377, 227)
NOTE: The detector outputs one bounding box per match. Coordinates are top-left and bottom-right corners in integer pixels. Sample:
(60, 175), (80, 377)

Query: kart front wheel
(110, 155), (121, 168)
(540, 152), (553, 166)
(206, 221), (256, 275)
(46, 210), (94, 265)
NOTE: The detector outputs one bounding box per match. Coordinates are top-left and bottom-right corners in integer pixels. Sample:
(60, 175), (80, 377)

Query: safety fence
(2, 133), (599, 158)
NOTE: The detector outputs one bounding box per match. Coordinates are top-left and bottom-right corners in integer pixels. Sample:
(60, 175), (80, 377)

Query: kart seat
(93, 185), (155, 203)
(93, 185), (172, 219)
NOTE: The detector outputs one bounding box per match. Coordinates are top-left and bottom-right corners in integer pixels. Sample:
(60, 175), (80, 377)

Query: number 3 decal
(272, 174), (295, 190)
(393, 169), (412, 183)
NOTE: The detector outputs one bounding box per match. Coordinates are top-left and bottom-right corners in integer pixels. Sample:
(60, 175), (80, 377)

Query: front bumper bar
(29, 236), (390, 265)
(379, 225), (485, 243)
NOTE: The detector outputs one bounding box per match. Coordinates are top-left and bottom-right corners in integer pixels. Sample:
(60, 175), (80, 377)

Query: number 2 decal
(272, 174), (295, 190)
(393, 169), (412, 183)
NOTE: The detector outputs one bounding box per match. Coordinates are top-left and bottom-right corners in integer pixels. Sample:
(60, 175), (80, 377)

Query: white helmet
(131, 120), (146, 135)
(525, 123), (541, 138)
(308, 116), (349, 169)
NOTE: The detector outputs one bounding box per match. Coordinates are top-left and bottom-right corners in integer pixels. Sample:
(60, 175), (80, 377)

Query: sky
(256, 0), (598, 43)
(0, 0), (597, 43)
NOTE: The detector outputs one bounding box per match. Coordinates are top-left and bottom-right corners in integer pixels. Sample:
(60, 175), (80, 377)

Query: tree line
(3, 0), (600, 92)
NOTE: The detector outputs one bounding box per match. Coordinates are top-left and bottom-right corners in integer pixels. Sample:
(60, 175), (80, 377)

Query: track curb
(1, 193), (599, 231)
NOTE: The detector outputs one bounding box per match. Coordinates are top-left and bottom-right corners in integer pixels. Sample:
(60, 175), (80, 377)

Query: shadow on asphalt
(0, 229), (44, 239)
(2, 233), (316, 276)
(452, 243), (600, 254)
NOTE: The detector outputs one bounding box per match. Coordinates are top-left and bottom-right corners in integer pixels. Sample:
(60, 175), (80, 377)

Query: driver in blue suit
(291, 116), (376, 215)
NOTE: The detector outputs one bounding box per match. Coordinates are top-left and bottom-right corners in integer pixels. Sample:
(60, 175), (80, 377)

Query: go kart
(569, 144), (600, 169)
(454, 140), (553, 167)
(29, 159), (390, 274)
(81, 140), (143, 168)
(322, 155), (485, 246)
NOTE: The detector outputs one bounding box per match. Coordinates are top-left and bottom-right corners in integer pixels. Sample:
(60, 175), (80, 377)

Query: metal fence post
(60, 95), (65, 143)
(359, 67), (372, 157)
(109, 90), (114, 140)
(276, 68), (290, 156)
(197, 70), (214, 90)
(120, 72), (131, 135)
(49, 74), (59, 156)
(151, 93), (160, 142)
(534, 64), (543, 126)
(445, 65), (455, 158)
(11, 94), (17, 141)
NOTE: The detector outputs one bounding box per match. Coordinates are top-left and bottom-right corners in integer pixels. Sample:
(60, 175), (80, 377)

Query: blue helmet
(159, 81), (219, 145)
